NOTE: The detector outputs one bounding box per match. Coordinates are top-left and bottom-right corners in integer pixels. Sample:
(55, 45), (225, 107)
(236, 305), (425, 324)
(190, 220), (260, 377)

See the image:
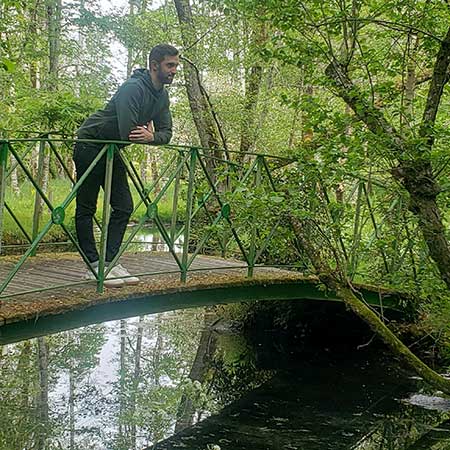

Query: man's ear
(150, 60), (159, 72)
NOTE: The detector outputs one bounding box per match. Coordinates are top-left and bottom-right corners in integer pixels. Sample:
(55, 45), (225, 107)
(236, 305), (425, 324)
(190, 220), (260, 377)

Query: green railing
(0, 136), (294, 298)
(0, 135), (428, 300)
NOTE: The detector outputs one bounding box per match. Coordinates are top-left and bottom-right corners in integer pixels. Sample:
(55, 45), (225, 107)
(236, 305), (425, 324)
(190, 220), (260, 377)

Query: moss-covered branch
(290, 216), (450, 394)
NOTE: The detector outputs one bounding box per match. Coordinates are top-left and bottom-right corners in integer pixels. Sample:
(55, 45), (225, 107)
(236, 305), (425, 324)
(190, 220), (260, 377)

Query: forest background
(2, 0), (450, 379)
(4, 1), (450, 447)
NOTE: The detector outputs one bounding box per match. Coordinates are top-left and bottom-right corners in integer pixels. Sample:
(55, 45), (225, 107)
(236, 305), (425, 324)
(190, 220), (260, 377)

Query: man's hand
(129, 125), (154, 143)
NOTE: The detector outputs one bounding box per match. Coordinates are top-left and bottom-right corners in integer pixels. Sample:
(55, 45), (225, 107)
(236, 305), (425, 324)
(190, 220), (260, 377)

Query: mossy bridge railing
(0, 135), (420, 302)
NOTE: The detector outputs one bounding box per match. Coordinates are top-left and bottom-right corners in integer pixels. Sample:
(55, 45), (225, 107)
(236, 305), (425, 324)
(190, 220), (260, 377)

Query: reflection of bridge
(0, 137), (416, 339)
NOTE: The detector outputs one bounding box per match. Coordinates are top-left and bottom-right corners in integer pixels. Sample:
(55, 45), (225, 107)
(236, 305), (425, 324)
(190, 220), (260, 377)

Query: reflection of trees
(0, 309), (252, 449)
(0, 325), (107, 449)
(209, 332), (274, 407)
(36, 337), (49, 450)
(175, 312), (218, 433)
(0, 340), (36, 449)
(352, 406), (450, 450)
(110, 310), (208, 449)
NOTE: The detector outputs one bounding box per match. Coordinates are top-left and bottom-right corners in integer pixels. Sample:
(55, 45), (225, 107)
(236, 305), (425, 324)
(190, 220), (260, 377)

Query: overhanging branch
(325, 59), (405, 153)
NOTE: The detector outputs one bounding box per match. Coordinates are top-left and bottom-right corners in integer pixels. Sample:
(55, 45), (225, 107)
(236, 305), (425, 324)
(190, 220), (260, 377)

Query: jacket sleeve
(114, 83), (143, 141)
(152, 102), (173, 145)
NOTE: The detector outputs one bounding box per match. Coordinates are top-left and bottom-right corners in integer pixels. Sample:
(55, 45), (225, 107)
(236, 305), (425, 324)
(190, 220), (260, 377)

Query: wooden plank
(0, 252), (245, 299)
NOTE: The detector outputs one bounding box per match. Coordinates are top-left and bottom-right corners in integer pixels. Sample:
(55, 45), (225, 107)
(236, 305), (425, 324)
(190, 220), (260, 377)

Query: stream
(1, 302), (450, 449)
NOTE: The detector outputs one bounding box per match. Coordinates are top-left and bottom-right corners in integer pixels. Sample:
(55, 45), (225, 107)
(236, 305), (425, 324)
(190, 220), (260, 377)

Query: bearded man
(73, 44), (179, 287)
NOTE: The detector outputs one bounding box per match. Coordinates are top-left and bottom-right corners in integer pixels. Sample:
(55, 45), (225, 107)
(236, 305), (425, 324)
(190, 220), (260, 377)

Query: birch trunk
(10, 153), (19, 194)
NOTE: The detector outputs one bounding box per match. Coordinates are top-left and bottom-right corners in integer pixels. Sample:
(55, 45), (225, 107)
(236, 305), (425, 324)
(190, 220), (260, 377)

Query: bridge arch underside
(0, 279), (412, 345)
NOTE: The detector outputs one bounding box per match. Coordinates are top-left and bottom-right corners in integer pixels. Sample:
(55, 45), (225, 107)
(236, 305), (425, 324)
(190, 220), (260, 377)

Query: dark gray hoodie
(77, 69), (172, 145)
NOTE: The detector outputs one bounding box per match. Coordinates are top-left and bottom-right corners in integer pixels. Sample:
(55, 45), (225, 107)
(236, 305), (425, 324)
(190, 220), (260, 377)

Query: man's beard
(159, 72), (174, 85)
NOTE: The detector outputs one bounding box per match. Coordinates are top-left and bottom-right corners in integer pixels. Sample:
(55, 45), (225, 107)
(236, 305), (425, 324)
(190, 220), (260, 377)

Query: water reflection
(128, 226), (183, 253)
(0, 311), (204, 449)
(1, 307), (450, 450)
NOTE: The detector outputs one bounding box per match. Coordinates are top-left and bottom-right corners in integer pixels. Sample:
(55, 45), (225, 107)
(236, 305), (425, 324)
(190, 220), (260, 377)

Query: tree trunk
(325, 54), (450, 290)
(150, 150), (160, 195)
(237, 22), (267, 164)
(10, 153), (19, 194)
(36, 337), (49, 450)
(127, 0), (135, 78)
(173, 0), (225, 174)
(46, 0), (61, 88)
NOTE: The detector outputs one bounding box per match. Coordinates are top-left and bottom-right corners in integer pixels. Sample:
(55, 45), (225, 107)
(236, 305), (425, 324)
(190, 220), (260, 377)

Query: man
(74, 44), (179, 287)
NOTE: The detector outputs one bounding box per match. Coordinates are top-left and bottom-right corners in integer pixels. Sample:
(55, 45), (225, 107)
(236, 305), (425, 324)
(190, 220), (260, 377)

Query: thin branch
(325, 59), (405, 153)
(180, 55), (229, 154)
(308, 18), (443, 43)
(354, 36), (375, 106)
(183, 18), (224, 53)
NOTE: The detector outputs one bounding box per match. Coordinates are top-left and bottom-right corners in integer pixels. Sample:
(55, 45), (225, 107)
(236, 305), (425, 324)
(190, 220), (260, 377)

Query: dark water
(1, 303), (450, 450)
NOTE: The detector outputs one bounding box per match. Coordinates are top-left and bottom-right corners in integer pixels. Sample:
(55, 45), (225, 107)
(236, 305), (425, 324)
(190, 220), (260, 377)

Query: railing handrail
(0, 135), (425, 300)
(0, 137), (293, 298)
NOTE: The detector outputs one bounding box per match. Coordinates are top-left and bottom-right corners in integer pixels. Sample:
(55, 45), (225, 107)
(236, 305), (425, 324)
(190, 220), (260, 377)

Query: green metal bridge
(0, 135), (418, 336)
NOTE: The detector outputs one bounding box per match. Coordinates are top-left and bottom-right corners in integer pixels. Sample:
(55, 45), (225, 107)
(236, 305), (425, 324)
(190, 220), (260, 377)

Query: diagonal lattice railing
(0, 137), (301, 298)
(0, 136), (427, 299)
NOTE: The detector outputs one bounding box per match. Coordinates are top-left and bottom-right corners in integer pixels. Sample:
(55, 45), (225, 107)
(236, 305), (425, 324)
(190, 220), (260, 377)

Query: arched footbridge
(0, 250), (414, 345)
(0, 137), (418, 343)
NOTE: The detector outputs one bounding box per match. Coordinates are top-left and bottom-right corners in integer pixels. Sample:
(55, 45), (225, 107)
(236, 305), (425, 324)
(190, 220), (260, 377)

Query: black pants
(73, 142), (133, 263)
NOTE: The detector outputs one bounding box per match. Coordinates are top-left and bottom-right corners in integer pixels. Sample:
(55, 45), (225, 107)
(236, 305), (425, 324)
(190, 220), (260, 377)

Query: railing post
(248, 156), (262, 278)
(97, 144), (115, 293)
(31, 138), (47, 256)
(170, 151), (183, 246)
(181, 148), (197, 283)
(0, 141), (8, 255)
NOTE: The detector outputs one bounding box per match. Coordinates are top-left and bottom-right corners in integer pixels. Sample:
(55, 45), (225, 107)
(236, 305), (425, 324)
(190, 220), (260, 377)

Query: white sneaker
(84, 265), (124, 288)
(109, 264), (140, 285)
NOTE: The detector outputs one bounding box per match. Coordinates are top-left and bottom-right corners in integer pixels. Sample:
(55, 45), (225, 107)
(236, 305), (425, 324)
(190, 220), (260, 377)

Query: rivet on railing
(51, 206), (65, 225)
(147, 202), (158, 219)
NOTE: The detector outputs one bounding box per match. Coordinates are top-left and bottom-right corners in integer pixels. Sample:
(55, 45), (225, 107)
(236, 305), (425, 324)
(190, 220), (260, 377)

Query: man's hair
(149, 44), (179, 66)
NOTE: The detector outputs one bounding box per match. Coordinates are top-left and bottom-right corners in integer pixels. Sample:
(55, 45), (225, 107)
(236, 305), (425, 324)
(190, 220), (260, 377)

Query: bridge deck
(0, 252), (306, 327)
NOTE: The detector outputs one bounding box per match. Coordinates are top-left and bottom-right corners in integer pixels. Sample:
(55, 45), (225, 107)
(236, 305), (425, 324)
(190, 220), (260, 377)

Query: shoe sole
(122, 278), (140, 286)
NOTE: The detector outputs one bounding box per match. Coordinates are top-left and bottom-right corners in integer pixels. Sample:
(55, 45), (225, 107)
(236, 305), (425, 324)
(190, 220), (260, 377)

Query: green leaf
(1, 58), (16, 72)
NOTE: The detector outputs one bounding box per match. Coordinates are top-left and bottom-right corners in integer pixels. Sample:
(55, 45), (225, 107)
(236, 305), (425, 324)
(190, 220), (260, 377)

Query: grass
(1, 177), (185, 247)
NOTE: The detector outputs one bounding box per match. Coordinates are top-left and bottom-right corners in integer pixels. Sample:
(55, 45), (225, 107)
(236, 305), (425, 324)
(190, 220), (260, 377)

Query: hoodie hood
(131, 68), (163, 96)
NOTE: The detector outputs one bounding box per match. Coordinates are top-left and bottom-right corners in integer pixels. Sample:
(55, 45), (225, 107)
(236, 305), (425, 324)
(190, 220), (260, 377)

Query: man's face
(155, 55), (180, 85)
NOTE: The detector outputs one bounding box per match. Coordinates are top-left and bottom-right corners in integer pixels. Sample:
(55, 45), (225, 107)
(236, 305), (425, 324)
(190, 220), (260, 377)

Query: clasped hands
(129, 122), (154, 143)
